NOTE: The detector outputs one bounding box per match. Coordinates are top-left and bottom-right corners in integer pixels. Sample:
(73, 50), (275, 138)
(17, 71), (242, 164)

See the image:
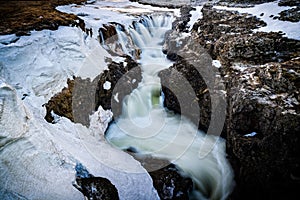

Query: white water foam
(105, 15), (234, 200)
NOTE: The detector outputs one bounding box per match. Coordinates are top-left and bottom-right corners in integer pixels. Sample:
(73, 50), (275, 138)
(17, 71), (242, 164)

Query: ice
(56, 0), (180, 37)
(0, 34), (19, 45)
(103, 81), (112, 90)
(244, 132), (257, 137)
(212, 60), (222, 68)
(214, 2), (300, 40)
(0, 26), (159, 200)
(187, 6), (203, 31)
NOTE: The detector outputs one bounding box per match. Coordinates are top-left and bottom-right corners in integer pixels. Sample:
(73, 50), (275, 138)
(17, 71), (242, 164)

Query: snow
(0, 26), (158, 200)
(187, 6), (203, 31)
(214, 2), (300, 40)
(103, 81), (111, 90)
(212, 60), (222, 68)
(0, 34), (19, 45)
(114, 92), (120, 103)
(56, 0), (180, 37)
(244, 132), (257, 137)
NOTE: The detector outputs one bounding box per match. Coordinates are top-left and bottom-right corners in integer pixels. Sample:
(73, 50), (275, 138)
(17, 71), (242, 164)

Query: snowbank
(0, 26), (159, 199)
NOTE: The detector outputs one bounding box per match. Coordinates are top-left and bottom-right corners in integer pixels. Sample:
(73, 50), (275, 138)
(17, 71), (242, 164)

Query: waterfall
(104, 15), (234, 200)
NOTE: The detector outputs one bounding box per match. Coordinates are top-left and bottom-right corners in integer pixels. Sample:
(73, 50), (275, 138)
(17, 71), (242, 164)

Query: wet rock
(162, 5), (227, 135)
(99, 23), (140, 58)
(95, 56), (142, 118)
(149, 164), (193, 200)
(73, 163), (119, 200)
(159, 58), (212, 133)
(226, 58), (300, 199)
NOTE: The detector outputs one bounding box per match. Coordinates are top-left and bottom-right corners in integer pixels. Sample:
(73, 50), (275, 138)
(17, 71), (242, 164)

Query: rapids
(104, 15), (234, 200)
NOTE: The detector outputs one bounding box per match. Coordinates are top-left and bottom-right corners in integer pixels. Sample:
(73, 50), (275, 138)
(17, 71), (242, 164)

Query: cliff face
(161, 3), (300, 199)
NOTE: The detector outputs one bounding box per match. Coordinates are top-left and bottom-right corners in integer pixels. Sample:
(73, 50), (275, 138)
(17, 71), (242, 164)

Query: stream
(103, 14), (234, 200)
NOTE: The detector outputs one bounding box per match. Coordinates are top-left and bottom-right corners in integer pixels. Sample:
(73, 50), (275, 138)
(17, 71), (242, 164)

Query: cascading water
(103, 14), (234, 200)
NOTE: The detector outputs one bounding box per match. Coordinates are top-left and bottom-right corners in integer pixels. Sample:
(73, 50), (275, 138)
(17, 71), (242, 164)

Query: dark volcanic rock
(278, 0), (300, 7)
(95, 56), (142, 118)
(149, 164), (193, 200)
(226, 58), (300, 199)
(162, 6), (228, 135)
(278, 6), (300, 22)
(75, 177), (119, 200)
(214, 32), (300, 66)
(192, 5), (266, 58)
(192, 5), (300, 66)
(159, 58), (212, 132)
(162, 3), (300, 200)
(73, 163), (119, 200)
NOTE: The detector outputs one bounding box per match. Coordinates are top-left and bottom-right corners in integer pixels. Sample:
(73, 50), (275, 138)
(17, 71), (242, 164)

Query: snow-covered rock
(0, 26), (159, 200)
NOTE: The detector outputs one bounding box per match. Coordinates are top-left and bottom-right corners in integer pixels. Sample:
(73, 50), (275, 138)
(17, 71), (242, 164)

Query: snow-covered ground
(0, 2), (167, 199)
(57, 0), (180, 37)
(214, 1), (300, 40)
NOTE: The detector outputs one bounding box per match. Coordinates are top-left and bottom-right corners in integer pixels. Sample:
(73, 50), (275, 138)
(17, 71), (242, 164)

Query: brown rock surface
(0, 0), (86, 35)
(162, 4), (300, 199)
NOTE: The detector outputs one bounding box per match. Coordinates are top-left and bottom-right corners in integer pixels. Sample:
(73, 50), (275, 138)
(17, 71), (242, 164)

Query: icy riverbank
(0, 25), (159, 199)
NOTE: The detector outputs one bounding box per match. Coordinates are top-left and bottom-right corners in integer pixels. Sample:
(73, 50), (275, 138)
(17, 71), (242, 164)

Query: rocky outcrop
(0, 0), (86, 35)
(278, 0), (300, 6)
(149, 164), (193, 200)
(99, 23), (140, 58)
(192, 5), (300, 65)
(161, 3), (300, 199)
(192, 5), (266, 58)
(73, 163), (119, 200)
(159, 57), (212, 133)
(45, 56), (142, 125)
(214, 32), (300, 66)
(217, 0), (275, 7)
(95, 56), (142, 118)
(44, 78), (75, 123)
(172, 5), (195, 32)
(44, 76), (100, 126)
(226, 58), (300, 199)
(278, 6), (300, 22)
